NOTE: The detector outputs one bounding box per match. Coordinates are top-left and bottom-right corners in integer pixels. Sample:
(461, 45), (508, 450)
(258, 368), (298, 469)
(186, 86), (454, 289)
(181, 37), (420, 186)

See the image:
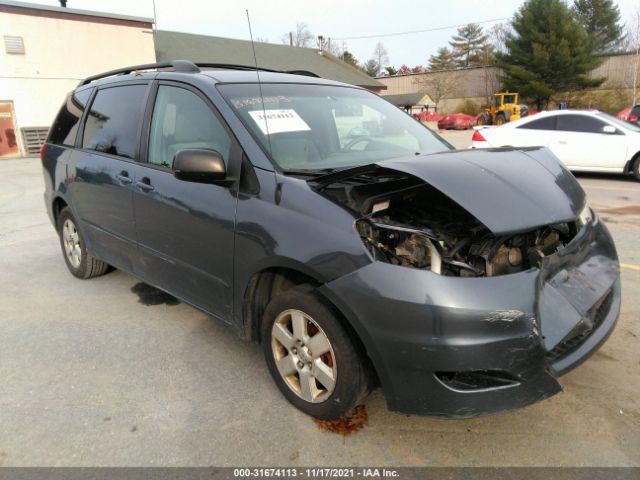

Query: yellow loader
(476, 92), (529, 126)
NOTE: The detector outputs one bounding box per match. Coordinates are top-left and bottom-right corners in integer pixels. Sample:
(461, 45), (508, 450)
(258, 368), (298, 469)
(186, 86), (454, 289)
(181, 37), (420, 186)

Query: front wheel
(261, 288), (371, 419)
(477, 113), (492, 126)
(57, 207), (109, 279)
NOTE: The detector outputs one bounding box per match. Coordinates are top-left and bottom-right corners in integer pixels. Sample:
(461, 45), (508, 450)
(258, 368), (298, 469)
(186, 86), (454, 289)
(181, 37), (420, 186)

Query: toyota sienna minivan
(42, 61), (621, 419)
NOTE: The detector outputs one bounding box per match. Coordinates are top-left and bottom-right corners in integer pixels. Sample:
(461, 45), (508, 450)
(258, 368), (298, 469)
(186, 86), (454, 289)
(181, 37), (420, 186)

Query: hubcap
(62, 219), (81, 269)
(271, 309), (337, 403)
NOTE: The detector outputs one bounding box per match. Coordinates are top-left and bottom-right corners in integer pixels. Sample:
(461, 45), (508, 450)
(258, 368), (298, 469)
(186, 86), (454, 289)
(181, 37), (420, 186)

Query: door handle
(558, 140), (568, 145)
(115, 171), (133, 185)
(136, 177), (155, 192)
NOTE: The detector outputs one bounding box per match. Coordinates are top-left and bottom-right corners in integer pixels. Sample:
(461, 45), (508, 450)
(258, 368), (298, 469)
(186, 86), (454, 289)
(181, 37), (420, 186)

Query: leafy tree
(428, 47), (457, 71)
(281, 22), (314, 47)
(397, 64), (412, 75)
(384, 66), (398, 76)
(341, 50), (360, 69)
(362, 59), (380, 77)
(411, 65), (425, 73)
(449, 23), (490, 67)
(498, 0), (604, 110)
(373, 42), (389, 75)
(573, 0), (625, 54)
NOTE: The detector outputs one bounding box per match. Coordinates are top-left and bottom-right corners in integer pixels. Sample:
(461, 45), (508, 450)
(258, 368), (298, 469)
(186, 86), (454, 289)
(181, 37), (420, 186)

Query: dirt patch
(599, 205), (640, 216)
(312, 405), (368, 437)
(131, 283), (179, 306)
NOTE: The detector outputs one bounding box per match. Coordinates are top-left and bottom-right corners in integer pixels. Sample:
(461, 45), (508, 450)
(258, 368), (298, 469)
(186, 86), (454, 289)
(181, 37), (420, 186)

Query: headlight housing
(577, 203), (593, 229)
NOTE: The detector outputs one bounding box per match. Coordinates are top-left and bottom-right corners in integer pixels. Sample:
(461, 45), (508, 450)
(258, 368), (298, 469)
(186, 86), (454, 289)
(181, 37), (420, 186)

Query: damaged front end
(312, 148), (621, 417)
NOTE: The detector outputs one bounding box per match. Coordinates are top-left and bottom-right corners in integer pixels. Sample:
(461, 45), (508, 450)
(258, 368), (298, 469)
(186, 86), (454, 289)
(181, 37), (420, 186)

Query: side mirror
(173, 149), (228, 184)
(602, 125), (617, 134)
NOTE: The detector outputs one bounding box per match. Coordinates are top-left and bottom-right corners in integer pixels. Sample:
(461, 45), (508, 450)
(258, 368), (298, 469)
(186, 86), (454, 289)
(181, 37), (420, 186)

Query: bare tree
(413, 71), (461, 112)
(489, 23), (510, 56)
(282, 22), (314, 47)
(373, 42), (389, 76)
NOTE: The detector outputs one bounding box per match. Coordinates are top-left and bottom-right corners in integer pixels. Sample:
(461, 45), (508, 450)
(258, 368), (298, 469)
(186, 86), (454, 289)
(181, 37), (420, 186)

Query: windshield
(218, 83), (452, 172)
(597, 112), (640, 132)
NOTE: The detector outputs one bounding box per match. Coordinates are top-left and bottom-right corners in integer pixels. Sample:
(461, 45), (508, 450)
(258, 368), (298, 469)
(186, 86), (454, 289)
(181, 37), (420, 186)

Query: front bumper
(321, 215), (620, 417)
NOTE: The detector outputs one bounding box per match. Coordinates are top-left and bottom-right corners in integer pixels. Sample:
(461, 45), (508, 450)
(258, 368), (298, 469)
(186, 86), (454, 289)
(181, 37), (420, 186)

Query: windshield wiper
(282, 167), (344, 177)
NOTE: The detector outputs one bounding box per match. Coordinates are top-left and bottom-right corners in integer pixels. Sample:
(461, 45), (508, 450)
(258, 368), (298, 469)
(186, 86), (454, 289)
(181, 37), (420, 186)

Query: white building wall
(0, 9), (155, 154)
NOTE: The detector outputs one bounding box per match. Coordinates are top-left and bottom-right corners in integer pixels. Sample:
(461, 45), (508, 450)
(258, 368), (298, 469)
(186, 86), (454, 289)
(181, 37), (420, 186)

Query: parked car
(42, 61), (620, 419)
(437, 113), (475, 130)
(616, 105), (640, 124)
(472, 109), (640, 180)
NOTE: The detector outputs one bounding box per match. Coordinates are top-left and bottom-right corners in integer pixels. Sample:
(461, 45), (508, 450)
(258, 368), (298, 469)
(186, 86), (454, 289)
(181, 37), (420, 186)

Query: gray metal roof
(0, 0), (154, 24)
(154, 30), (385, 90)
(381, 92), (433, 107)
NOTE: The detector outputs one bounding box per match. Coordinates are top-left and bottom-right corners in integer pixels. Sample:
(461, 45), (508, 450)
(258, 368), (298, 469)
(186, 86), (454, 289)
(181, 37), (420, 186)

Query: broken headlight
(576, 203), (593, 229)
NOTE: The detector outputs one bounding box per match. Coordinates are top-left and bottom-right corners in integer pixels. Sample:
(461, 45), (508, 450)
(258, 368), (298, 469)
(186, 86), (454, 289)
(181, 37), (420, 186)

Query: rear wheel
(261, 288), (371, 419)
(495, 113), (507, 126)
(57, 207), (109, 279)
(633, 156), (640, 181)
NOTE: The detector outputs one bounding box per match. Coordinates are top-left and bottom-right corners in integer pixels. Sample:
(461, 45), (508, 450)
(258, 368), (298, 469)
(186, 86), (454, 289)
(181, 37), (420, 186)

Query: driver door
(132, 82), (242, 322)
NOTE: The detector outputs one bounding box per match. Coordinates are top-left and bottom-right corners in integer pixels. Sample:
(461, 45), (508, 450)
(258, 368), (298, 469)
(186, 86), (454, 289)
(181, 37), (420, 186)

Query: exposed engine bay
(311, 167), (580, 277)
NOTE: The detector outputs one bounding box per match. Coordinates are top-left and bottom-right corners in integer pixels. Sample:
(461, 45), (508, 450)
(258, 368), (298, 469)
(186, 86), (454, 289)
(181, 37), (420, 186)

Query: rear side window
(82, 85), (147, 159)
(518, 116), (556, 130)
(49, 88), (92, 146)
(556, 114), (606, 133)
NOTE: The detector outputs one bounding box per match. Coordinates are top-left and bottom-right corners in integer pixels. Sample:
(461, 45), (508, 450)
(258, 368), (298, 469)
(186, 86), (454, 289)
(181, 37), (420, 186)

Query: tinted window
(148, 85), (231, 168)
(518, 116), (556, 130)
(82, 85), (147, 159)
(556, 114), (606, 133)
(49, 88), (92, 146)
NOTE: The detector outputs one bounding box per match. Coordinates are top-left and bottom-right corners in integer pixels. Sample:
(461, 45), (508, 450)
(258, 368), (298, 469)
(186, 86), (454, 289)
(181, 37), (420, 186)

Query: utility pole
(289, 32), (293, 46)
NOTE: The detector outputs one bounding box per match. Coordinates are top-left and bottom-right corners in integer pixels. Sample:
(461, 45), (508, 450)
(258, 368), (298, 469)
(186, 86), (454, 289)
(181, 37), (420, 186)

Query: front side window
(82, 85), (147, 159)
(148, 85), (231, 168)
(49, 88), (92, 147)
(556, 114), (606, 133)
(218, 83), (451, 172)
(518, 116), (556, 131)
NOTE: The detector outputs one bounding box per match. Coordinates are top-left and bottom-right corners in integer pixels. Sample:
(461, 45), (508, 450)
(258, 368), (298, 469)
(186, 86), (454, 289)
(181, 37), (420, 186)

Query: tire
(261, 287), (371, 419)
(477, 113), (492, 126)
(57, 207), (109, 279)
(632, 156), (640, 181)
(495, 113), (507, 126)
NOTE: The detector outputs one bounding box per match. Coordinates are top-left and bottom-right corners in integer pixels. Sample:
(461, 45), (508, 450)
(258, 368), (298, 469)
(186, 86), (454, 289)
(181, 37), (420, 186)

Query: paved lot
(0, 155), (639, 467)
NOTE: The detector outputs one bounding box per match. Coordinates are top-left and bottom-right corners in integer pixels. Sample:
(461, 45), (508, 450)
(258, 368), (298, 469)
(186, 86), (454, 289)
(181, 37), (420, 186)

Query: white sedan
(471, 110), (640, 181)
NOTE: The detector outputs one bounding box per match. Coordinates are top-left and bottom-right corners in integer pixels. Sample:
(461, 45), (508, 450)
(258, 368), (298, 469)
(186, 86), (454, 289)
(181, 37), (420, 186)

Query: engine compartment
(312, 168), (579, 277)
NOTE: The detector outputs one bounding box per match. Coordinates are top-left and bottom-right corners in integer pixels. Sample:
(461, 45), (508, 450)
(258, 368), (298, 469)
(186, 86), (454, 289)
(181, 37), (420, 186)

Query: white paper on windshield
(248, 109), (310, 135)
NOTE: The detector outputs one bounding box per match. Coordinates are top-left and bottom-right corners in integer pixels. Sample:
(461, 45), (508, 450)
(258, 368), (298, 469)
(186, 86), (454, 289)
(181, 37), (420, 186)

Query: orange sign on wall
(0, 102), (20, 158)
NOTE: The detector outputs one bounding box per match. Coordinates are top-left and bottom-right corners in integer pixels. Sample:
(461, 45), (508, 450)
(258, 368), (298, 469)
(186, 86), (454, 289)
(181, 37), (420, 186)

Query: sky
(25, 0), (640, 67)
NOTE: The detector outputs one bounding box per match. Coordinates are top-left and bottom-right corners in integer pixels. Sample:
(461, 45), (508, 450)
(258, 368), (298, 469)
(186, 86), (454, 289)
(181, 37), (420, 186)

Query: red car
(617, 105), (640, 123)
(437, 113), (476, 130)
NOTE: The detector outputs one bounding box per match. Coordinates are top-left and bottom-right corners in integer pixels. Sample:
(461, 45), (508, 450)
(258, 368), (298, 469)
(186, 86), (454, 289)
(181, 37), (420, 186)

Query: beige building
(377, 52), (640, 115)
(0, 0), (155, 157)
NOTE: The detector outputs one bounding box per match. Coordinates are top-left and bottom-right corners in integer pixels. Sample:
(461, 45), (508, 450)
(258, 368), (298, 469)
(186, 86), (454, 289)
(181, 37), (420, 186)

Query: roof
(154, 30), (385, 91)
(0, 0), (154, 25)
(382, 92), (433, 107)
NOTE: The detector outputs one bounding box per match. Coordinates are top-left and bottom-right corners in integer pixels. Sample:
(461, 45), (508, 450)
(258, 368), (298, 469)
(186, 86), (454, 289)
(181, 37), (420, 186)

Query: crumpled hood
(316, 147), (584, 235)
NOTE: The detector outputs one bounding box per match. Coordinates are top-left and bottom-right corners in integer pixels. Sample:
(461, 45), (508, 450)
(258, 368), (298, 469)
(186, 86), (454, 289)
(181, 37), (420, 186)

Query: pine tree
(341, 51), (360, 69)
(498, 0), (604, 110)
(449, 23), (489, 67)
(573, 0), (625, 54)
(428, 47), (457, 71)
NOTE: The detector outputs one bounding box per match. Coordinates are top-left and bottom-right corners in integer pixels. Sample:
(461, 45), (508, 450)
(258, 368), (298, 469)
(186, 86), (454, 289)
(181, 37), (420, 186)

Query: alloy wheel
(62, 219), (81, 269)
(271, 309), (337, 403)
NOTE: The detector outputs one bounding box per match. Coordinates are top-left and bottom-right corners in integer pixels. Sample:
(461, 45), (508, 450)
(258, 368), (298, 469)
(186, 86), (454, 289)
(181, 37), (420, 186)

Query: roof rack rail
(78, 60), (199, 86)
(193, 63), (320, 78)
(78, 60), (320, 86)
